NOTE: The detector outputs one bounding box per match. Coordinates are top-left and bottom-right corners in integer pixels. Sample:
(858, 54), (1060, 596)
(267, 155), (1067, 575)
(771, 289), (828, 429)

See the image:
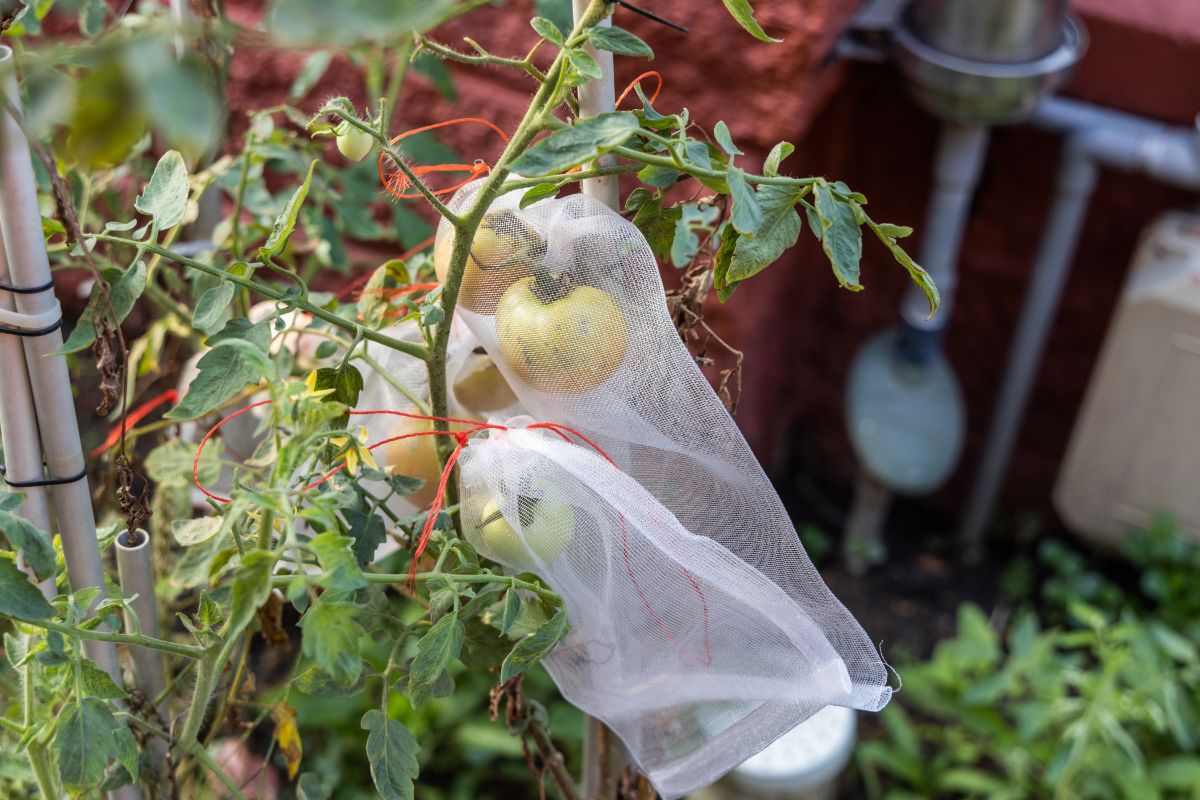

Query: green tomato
(336, 124), (373, 161)
(495, 275), (628, 393)
(470, 496), (574, 570)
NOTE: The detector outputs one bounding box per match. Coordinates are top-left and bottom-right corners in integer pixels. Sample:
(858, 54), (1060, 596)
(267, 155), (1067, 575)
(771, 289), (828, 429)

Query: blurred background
(4, 0), (1200, 797)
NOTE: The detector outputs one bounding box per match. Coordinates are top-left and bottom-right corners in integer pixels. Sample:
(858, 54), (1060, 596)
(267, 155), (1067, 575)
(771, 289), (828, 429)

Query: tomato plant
(0, 0), (934, 798)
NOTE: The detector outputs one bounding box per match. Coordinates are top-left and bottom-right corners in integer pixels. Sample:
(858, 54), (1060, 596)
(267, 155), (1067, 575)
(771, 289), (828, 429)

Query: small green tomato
(336, 123), (374, 162)
(470, 496), (574, 571)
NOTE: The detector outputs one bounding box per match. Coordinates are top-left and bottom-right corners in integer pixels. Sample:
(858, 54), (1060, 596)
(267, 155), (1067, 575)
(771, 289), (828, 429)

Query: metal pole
(958, 139), (1098, 547)
(901, 123), (990, 331)
(572, 1), (627, 795)
(116, 530), (166, 707)
(0, 47), (122, 680)
(0, 237), (55, 599)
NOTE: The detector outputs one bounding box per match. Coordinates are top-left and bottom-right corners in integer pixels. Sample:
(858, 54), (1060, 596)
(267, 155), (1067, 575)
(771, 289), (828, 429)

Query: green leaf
(587, 26), (654, 59)
(721, 0), (781, 43)
(627, 189), (682, 259)
(52, 698), (138, 793)
(310, 532), (368, 591)
(530, 16), (564, 45)
(196, 591), (225, 630)
(500, 589), (521, 635)
(0, 505), (55, 581)
(309, 364), (364, 408)
(412, 52), (458, 102)
(166, 339), (271, 420)
(290, 50), (333, 101)
(510, 112), (639, 176)
(261, 160), (316, 259)
(728, 185), (803, 283)
(267, 0), (456, 45)
(172, 517), (222, 547)
(228, 550), (276, 636)
(59, 260), (148, 354)
(135, 151), (189, 230)
(726, 167), (762, 235)
(764, 141), (793, 177)
(293, 666), (365, 697)
(500, 609), (568, 683)
(713, 121), (742, 157)
(299, 600), (365, 686)
(567, 48), (603, 81)
(813, 182), (863, 290)
(520, 182), (560, 209)
(297, 772), (330, 800)
(868, 218), (939, 315)
(79, 658), (128, 700)
(361, 709), (420, 800)
(192, 282), (236, 334)
(79, 0), (105, 36)
(407, 610), (464, 705)
(713, 226), (739, 302)
(0, 557), (53, 621)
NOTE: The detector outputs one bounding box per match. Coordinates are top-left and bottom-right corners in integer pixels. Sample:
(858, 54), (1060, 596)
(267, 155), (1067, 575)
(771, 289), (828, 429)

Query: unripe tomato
(469, 495), (574, 571)
(495, 275), (627, 393)
(380, 414), (463, 507)
(335, 123), (373, 162)
(453, 348), (519, 415)
(433, 211), (542, 314)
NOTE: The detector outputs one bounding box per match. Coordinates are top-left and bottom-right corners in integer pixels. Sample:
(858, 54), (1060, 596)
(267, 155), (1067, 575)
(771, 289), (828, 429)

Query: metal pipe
(0, 236), (55, 599)
(959, 97), (1200, 548)
(116, 530), (166, 705)
(0, 47), (122, 681)
(901, 122), (991, 332)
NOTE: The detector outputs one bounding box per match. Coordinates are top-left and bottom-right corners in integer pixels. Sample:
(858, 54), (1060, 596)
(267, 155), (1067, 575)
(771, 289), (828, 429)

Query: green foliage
(859, 525), (1200, 800)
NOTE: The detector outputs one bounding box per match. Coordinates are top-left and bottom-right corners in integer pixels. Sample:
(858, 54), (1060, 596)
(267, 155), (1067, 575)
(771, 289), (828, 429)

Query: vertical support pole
(0, 239), (55, 599)
(0, 47), (122, 681)
(116, 530), (167, 707)
(573, 0), (621, 210)
(958, 139), (1098, 548)
(572, 2), (628, 797)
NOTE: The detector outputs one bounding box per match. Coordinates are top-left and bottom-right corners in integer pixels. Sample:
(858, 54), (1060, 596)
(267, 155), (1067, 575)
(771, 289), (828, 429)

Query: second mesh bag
(438, 180), (893, 798)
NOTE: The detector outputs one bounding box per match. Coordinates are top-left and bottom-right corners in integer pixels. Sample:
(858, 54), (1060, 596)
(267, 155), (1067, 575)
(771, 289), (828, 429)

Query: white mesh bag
(437, 180), (892, 797)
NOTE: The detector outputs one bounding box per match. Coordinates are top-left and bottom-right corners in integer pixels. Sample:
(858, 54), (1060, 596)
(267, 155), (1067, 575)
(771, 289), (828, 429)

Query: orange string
(377, 118), (510, 201)
(616, 70), (663, 109)
(91, 389), (179, 458)
(335, 235), (439, 301)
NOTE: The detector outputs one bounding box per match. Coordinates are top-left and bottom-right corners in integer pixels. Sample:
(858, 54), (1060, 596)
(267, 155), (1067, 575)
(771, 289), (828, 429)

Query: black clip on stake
(604, 0), (689, 33)
(0, 278), (62, 337)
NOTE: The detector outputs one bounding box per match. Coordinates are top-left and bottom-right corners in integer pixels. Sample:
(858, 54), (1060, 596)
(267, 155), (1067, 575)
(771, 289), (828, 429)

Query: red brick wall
(221, 0), (1200, 520)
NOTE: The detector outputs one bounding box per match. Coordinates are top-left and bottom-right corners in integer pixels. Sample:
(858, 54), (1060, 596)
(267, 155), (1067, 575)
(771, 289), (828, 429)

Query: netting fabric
(371, 179), (891, 797)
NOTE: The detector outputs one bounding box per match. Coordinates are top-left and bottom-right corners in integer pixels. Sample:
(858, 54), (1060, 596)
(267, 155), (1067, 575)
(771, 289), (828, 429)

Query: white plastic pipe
(116, 530), (166, 706)
(572, 2), (627, 796)
(901, 123), (991, 330)
(0, 238), (55, 599)
(572, 0), (620, 210)
(959, 96), (1200, 547)
(0, 47), (122, 680)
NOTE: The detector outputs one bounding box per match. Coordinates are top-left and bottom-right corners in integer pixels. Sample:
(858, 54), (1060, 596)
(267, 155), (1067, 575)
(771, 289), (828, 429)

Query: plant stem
(425, 0), (611, 508)
(28, 619), (205, 660)
(178, 647), (220, 750)
(26, 742), (58, 800)
(190, 740), (252, 800)
(91, 234), (430, 361)
(270, 570), (560, 600)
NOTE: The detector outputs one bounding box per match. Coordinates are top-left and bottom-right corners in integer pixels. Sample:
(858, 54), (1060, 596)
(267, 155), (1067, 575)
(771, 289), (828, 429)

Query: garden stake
(572, 1), (629, 794)
(0, 45), (143, 800)
(0, 237), (55, 599)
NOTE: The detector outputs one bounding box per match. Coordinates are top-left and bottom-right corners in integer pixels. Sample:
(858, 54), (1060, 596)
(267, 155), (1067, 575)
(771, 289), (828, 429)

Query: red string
(91, 389), (179, 458)
(191, 405), (712, 665)
(377, 118), (510, 201)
